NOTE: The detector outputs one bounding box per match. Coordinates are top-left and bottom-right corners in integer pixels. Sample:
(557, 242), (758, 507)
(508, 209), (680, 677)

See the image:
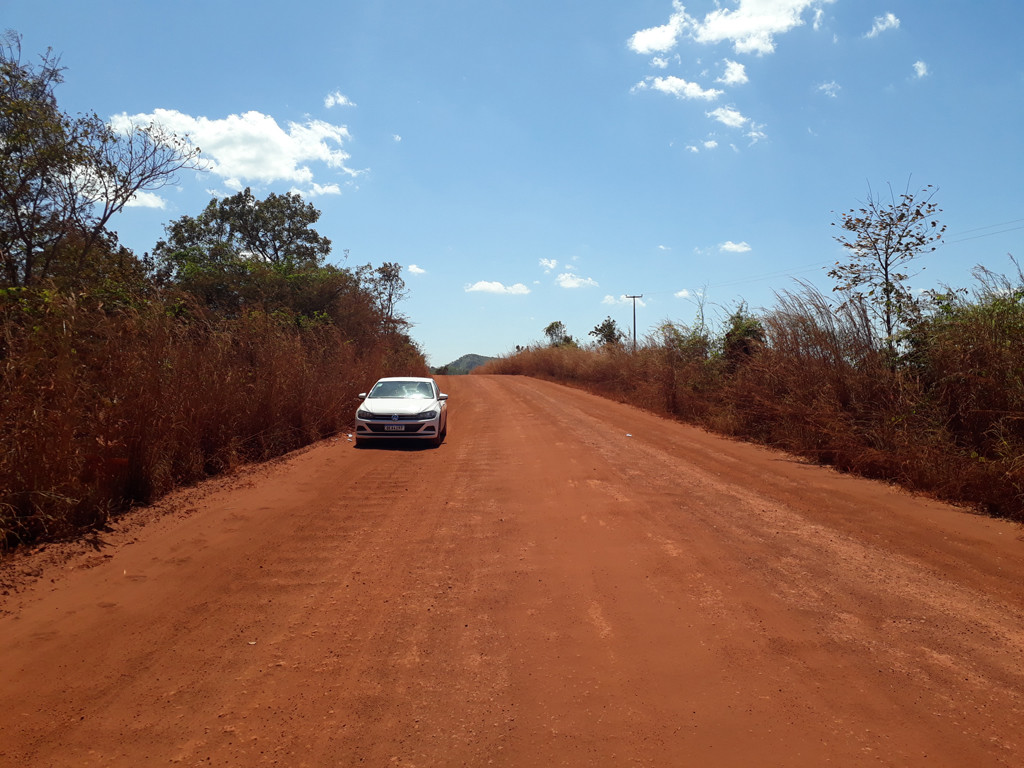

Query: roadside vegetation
(1, 34), (424, 549)
(480, 186), (1024, 523)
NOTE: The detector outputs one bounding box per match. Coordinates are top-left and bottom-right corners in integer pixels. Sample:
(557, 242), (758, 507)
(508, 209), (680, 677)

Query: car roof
(374, 376), (435, 383)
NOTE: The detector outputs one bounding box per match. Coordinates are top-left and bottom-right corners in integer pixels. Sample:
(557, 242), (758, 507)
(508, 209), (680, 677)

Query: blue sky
(7, 1), (1023, 366)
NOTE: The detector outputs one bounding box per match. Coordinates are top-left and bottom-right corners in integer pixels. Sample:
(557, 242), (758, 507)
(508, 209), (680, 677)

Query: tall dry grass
(1, 289), (424, 548)
(478, 276), (1024, 521)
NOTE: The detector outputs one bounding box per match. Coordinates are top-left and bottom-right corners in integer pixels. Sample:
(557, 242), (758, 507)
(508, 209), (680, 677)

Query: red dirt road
(2, 375), (1023, 767)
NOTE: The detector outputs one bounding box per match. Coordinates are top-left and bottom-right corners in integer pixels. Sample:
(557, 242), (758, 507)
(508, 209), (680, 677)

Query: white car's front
(354, 377), (448, 446)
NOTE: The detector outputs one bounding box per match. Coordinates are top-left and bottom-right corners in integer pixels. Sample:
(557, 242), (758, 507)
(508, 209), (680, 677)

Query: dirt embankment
(2, 375), (1022, 767)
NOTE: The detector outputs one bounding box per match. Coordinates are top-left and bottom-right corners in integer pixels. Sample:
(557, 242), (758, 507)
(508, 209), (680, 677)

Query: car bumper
(354, 417), (441, 439)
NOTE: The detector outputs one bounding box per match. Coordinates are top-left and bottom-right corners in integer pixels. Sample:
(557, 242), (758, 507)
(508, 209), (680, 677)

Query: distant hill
(432, 353), (496, 375)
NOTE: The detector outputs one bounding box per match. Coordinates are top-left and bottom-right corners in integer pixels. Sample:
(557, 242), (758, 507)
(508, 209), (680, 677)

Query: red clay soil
(1, 375), (1022, 767)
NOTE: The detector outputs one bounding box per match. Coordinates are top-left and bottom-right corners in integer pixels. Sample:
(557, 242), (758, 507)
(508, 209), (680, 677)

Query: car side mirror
(357, 393), (367, 399)
(438, 394), (449, 401)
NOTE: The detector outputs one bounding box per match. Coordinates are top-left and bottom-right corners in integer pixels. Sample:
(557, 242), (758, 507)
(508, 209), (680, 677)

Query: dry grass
(478, 279), (1024, 522)
(0, 290), (425, 549)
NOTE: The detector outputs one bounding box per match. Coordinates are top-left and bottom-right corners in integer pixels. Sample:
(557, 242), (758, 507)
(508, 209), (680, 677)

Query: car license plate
(384, 425), (405, 432)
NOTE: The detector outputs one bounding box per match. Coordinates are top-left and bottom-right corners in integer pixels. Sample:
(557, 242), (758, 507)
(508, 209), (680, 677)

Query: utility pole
(626, 294), (643, 351)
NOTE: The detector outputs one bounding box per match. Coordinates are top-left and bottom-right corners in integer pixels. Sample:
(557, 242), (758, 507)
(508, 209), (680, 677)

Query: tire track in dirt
(1, 374), (1022, 767)
(458, 376), (1024, 765)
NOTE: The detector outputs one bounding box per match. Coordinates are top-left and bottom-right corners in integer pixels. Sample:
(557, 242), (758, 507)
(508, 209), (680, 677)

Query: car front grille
(366, 423), (427, 434)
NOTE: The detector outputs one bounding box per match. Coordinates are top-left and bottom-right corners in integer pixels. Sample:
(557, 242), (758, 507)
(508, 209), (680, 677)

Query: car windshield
(368, 381), (434, 399)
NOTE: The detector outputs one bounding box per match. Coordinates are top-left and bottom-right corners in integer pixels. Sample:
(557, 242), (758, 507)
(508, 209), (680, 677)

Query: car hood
(360, 398), (439, 416)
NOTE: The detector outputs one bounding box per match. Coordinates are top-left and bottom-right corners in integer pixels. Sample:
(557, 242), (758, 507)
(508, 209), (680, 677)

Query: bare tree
(828, 181), (946, 353)
(1, 32), (202, 287)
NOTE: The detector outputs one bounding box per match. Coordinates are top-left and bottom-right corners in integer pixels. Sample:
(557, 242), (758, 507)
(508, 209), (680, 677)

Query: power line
(708, 262), (829, 291)
(636, 261), (831, 297)
(947, 224), (1024, 245)
(948, 218), (1024, 237)
(628, 215), (1022, 301)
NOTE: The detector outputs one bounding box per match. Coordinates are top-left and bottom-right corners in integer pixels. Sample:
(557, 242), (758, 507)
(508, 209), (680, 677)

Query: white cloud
(685, 145), (700, 153)
(465, 281), (530, 295)
(603, 294), (647, 307)
(818, 80), (841, 98)
(393, 134), (402, 142)
(622, 0), (831, 57)
(689, 0), (835, 55)
(704, 139), (719, 150)
(674, 289), (691, 299)
(746, 123), (767, 144)
(291, 182), (341, 198)
(650, 56), (670, 69)
(408, 264), (426, 275)
(124, 190), (167, 209)
(913, 60), (929, 79)
(324, 91), (355, 108)
(866, 12), (900, 38)
(539, 258), (558, 272)
(634, 75), (722, 101)
(657, 244), (671, 251)
(628, 0), (688, 54)
(109, 109), (361, 196)
(557, 272), (598, 289)
(707, 106), (748, 128)
(717, 60), (749, 86)
(720, 240), (752, 253)
(629, 1), (833, 59)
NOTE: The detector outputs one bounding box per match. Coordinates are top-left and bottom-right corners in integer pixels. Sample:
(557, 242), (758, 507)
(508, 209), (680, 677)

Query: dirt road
(2, 375), (1022, 767)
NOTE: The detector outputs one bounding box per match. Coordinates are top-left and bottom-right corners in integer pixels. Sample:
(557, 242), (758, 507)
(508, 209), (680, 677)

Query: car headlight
(416, 409), (439, 420)
(356, 409), (374, 419)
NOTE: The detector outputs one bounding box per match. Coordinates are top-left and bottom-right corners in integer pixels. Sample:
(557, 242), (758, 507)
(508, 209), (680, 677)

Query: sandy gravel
(1, 374), (1022, 767)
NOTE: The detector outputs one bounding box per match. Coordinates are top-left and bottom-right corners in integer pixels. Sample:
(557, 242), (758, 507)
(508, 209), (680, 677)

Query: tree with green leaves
(153, 189), (369, 327)
(0, 31), (201, 288)
(721, 302), (764, 370)
(544, 320), (575, 347)
(589, 315), (624, 346)
(358, 261), (409, 333)
(828, 182), (946, 353)
(213, 188), (331, 269)
(155, 187), (331, 278)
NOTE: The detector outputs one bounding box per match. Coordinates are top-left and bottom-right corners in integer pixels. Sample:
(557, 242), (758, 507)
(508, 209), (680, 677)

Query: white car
(354, 377), (449, 448)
